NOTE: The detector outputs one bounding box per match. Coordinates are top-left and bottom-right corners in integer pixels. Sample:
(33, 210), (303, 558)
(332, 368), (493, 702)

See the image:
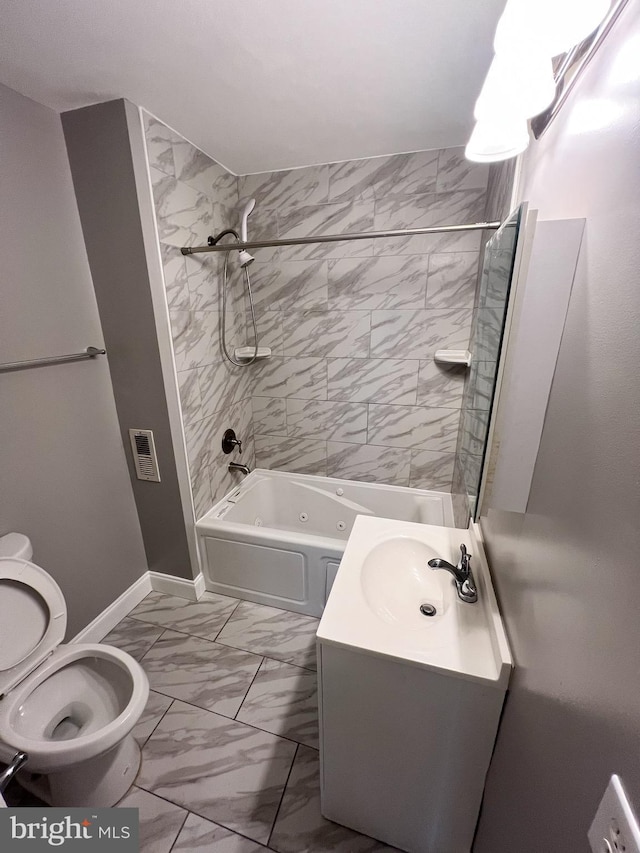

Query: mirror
(452, 205), (524, 524)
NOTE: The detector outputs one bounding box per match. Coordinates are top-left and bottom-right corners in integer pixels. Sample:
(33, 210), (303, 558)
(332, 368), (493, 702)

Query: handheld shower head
(238, 197), (256, 267)
(239, 198), (256, 243)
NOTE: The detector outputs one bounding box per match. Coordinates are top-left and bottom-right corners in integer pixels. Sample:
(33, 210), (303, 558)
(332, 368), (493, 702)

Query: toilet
(0, 533), (149, 807)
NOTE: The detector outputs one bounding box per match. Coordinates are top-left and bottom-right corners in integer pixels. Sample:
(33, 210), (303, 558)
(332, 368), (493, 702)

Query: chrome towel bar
(0, 346), (106, 373)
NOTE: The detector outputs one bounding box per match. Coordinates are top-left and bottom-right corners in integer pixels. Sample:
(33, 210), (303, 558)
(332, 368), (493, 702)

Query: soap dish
(434, 349), (472, 367)
(234, 346), (272, 363)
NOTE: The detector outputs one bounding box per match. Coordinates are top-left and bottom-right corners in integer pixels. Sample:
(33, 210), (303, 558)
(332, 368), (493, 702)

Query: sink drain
(420, 603), (437, 617)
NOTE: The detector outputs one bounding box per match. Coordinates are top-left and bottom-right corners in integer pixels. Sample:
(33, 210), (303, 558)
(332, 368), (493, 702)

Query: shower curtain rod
(180, 221), (502, 255)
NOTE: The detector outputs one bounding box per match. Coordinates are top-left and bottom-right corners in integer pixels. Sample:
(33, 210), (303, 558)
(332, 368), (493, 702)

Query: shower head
(239, 198), (256, 243)
(238, 197), (256, 268)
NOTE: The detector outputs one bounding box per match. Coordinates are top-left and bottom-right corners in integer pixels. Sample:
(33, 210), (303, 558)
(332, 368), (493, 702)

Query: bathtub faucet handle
(222, 428), (243, 454)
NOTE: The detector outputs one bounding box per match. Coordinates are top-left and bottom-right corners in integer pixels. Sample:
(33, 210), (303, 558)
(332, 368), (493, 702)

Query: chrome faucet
(0, 751), (28, 794)
(428, 544), (478, 603)
(229, 461), (251, 476)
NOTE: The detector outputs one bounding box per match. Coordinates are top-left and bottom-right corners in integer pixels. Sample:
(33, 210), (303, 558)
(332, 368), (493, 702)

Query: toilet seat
(0, 557), (148, 774)
(0, 558), (66, 697)
(0, 643), (148, 772)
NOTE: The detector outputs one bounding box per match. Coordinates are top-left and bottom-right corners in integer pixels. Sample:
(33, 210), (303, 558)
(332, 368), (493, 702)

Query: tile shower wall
(144, 113), (254, 518)
(144, 112), (490, 514)
(241, 150), (489, 489)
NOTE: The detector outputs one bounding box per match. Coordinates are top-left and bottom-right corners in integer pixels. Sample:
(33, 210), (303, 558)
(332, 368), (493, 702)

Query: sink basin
(317, 515), (511, 685)
(361, 537), (447, 628)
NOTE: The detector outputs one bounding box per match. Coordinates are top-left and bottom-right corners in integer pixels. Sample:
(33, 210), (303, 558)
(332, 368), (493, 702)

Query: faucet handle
(459, 544), (471, 572)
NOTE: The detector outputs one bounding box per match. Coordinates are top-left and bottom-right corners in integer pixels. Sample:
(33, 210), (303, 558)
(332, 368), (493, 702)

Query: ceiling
(0, 0), (506, 174)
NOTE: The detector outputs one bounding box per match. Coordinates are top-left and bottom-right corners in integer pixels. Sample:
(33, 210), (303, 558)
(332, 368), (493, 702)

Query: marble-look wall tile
(277, 200), (375, 261)
(173, 137), (238, 207)
(416, 359), (466, 409)
(252, 396), (287, 436)
(197, 359), (252, 419)
(177, 369), (202, 425)
(426, 252), (479, 311)
(370, 308), (472, 360)
(150, 168), (213, 248)
(326, 442), (411, 486)
(286, 399), (368, 444)
(184, 253), (223, 312)
(144, 116), (180, 177)
(250, 259), (328, 312)
(327, 358), (418, 405)
(254, 436), (327, 476)
(373, 227), (482, 258)
(282, 310), (370, 358)
(160, 243), (190, 310)
(254, 310), (284, 355)
(327, 255), (428, 310)
(374, 189), (486, 233)
(368, 404), (461, 452)
(436, 148), (489, 193)
(328, 150), (439, 202)
(252, 357), (327, 400)
(239, 165), (329, 209)
(170, 309), (220, 372)
(409, 449), (456, 490)
(147, 115), (488, 494)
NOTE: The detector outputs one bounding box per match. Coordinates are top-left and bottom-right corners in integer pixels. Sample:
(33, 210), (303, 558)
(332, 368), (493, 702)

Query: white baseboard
(194, 572), (206, 599)
(148, 571), (204, 602)
(71, 571), (205, 643)
(71, 573), (152, 644)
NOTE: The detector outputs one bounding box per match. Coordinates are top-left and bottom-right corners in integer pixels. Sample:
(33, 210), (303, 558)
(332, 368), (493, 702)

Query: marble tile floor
(104, 591), (400, 853)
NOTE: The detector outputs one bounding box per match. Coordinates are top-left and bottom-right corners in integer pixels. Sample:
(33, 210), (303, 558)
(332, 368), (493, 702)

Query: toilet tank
(0, 532), (33, 561)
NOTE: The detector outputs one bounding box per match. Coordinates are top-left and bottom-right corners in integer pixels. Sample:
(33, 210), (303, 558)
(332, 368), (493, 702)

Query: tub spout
(229, 462), (251, 476)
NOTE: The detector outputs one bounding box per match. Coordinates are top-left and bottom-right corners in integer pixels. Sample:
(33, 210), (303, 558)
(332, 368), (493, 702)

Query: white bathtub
(196, 469), (455, 617)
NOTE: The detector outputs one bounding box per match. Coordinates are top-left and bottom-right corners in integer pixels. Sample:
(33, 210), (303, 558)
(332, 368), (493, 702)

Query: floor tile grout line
(267, 743), (299, 849)
(125, 613), (241, 647)
(234, 655), (267, 721)
(210, 598), (243, 642)
(133, 780), (274, 849)
(167, 809), (190, 853)
(213, 638), (317, 673)
(142, 692), (318, 752)
(138, 698), (175, 750)
(136, 628), (171, 663)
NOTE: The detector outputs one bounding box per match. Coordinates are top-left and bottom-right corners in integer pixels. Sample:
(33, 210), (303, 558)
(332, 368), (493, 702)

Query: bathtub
(196, 469), (455, 617)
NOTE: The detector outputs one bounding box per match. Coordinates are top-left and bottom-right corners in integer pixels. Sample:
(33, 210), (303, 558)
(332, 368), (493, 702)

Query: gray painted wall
(63, 100), (193, 580)
(474, 5), (640, 851)
(0, 83), (148, 638)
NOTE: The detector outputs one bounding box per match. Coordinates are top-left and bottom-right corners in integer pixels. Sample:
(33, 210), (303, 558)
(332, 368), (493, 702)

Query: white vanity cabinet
(316, 517), (512, 853)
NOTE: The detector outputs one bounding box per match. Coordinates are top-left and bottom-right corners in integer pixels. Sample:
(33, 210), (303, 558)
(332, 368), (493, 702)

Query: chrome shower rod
(180, 221), (501, 255)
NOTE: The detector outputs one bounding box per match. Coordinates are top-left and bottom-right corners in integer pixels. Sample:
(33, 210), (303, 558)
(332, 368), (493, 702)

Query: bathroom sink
(360, 537), (447, 628)
(317, 515), (511, 685)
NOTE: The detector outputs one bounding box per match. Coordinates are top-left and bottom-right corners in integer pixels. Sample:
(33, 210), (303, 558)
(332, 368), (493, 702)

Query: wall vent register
(128, 429), (161, 482)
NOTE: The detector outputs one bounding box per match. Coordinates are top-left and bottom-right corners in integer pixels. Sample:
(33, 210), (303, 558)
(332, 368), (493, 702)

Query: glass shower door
(453, 205), (524, 523)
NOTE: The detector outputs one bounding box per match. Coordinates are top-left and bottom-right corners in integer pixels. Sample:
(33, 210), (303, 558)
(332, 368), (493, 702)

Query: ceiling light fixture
(465, 117), (530, 163)
(465, 0), (612, 162)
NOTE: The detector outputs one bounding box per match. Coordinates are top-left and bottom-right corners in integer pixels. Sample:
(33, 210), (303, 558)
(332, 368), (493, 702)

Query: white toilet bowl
(0, 536), (149, 807)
